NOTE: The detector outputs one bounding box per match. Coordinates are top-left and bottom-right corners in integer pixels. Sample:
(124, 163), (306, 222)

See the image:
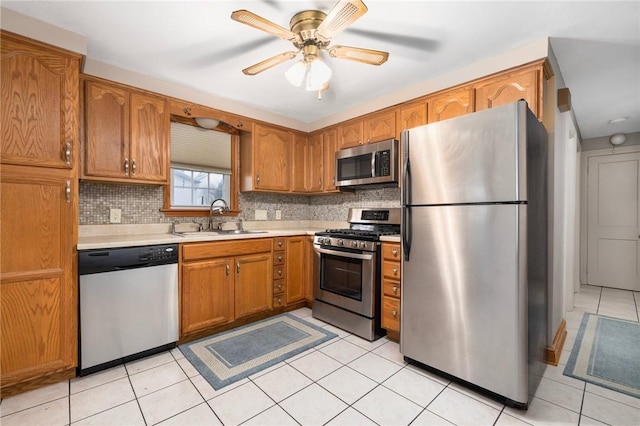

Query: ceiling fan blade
(315, 0), (368, 42)
(242, 51), (298, 75)
(231, 10), (301, 43)
(327, 45), (388, 65)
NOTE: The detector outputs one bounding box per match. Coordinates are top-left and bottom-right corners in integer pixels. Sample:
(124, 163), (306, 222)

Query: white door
(587, 152), (640, 290)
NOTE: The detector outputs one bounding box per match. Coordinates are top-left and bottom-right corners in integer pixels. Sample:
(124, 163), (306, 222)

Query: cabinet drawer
(383, 279), (401, 298)
(382, 261), (401, 280)
(273, 294), (285, 308)
(381, 296), (400, 332)
(273, 279), (285, 295)
(382, 244), (401, 261)
(273, 265), (285, 280)
(274, 250), (285, 265)
(182, 238), (272, 261)
(274, 238), (286, 251)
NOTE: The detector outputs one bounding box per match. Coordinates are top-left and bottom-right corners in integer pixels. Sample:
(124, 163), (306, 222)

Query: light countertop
(78, 221), (346, 250)
(380, 235), (401, 243)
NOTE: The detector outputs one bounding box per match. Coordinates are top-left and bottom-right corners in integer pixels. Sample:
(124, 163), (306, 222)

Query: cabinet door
(307, 133), (324, 192)
(399, 101), (428, 131)
(1, 166), (76, 389)
(235, 253), (273, 318)
(1, 33), (80, 169)
(253, 124), (291, 191)
(129, 92), (168, 183)
(339, 120), (364, 149)
(285, 237), (305, 305)
(475, 68), (540, 118)
(364, 110), (396, 143)
(304, 237), (315, 302)
(428, 87), (474, 123)
(83, 80), (130, 179)
(291, 133), (307, 192)
(323, 128), (338, 192)
(181, 258), (233, 335)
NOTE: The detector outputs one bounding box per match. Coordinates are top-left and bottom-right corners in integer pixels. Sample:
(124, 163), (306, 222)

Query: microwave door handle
(371, 152), (376, 177)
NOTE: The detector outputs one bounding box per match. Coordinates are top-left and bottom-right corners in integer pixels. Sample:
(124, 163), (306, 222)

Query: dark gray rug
(563, 313), (640, 398)
(179, 313), (337, 389)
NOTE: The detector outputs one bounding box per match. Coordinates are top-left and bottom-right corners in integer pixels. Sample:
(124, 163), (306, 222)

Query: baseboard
(545, 319), (567, 366)
(1, 367), (76, 399)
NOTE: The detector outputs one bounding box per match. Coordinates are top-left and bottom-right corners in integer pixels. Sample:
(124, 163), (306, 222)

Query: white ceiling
(2, 1), (639, 139)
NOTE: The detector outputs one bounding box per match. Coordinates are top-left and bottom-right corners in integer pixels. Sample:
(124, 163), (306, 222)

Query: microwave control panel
(377, 150), (391, 176)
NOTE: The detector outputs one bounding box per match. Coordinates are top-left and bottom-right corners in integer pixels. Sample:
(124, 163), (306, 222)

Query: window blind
(170, 122), (231, 173)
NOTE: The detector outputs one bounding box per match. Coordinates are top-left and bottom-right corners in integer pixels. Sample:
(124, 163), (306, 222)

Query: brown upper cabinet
(307, 132), (324, 192)
(339, 120), (364, 149)
(82, 77), (169, 184)
(322, 127), (339, 192)
(364, 109), (396, 144)
(474, 66), (542, 119)
(240, 123), (291, 192)
(427, 86), (475, 123)
(399, 100), (428, 132)
(1, 31), (79, 170)
(291, 132), (308, 193)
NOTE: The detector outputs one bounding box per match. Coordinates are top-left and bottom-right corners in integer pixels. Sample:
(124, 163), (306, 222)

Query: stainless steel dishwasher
(78, 244), (179, 375)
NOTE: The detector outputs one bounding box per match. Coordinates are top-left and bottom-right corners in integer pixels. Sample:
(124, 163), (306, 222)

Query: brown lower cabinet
(381, 241), (402, 341)
(180, 239), (273, 337)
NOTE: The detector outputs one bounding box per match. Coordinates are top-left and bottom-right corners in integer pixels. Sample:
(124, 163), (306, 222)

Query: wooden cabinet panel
(129, 92), (168, 182)
(428, 87), (474, 123)
(383, 279), (401, 298)
(364, 110), (396, 143)
(235, 253), (273, 318)
(382, 261), (401, 280)
(322, 128), (338, 192)
(399, 101), (428, 131)
(339, 120), (364, 149)
(307, 133), (324, 192)
(382, 243), (401, 261)
(181, 258), (233, 334)
(83, 81), (129, 179)
(285, 237), (305, 305)
(304, 237), (315, 302)
(381, 297), (400, 332)
(1, 166), (77, 392)
(182, 238), (272, 262)
(291, 132), (307, 192)
(1, 32), (80, 169)
(82, 77), (169, 184)
(475, 68), (541, 118)
(241, 124), (291, 192)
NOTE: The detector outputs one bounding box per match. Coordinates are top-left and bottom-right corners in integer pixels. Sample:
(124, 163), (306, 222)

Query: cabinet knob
(277, 269), (282, 276)
(277, 284), (282, 290)
(278, 256), (283, 261)
(392, 249), (398, 257)
(319, 179), (322, 187)
(236, 261), (240, 274)
(65, 180), (71, 204)
(124, 158), (129, 175)
(277, 297), (282, 304)
(226, 263), (230, 276)
(131, 159), (136, 175)
(278, 241), (283, 247)
(256, 174), (261, 184)
(393, 286), (398, 293)
(392, 268), (398, 275)
(392, 310), (397, 317)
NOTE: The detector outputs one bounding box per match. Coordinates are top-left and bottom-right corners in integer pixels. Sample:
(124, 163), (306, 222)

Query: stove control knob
(338, 239), (344, 246)
(351, 241), (358, 248)
(320, 237), (328, 245)
(359, 241), (367, 249)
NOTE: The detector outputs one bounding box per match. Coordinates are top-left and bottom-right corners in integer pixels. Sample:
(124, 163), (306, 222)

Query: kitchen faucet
(209, 198), (229, 230)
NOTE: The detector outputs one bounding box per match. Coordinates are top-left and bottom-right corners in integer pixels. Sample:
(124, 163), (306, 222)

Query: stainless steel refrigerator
(400, 101), (548, 409)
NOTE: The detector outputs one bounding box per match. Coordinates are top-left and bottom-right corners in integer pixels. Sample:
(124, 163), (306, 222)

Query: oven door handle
(313, 246), (374, 261)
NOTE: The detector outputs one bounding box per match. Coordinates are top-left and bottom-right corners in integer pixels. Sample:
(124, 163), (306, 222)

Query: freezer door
(400, 204), (528, 403)
(402, 102), (529, 205)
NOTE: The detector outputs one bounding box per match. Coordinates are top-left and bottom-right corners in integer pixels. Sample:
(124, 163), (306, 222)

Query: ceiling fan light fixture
(305, 58), (332, 91)
(285, 60), (307, 87)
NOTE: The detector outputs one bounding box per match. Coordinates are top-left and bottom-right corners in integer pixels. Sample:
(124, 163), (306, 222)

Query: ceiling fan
(231, 0), (389, 92)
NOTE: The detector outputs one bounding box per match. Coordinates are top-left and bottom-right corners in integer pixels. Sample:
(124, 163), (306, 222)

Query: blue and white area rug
(563, 313), (640, 398)
(180, 313), (337, 389)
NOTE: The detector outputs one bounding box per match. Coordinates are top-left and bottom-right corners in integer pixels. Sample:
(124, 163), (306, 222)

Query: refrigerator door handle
(403, 206), (412, 261)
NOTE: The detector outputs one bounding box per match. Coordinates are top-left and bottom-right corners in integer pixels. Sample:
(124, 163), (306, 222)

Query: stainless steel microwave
(335, 139), (398, 188)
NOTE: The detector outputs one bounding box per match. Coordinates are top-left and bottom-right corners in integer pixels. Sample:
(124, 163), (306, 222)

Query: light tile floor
(1, 285), (639, 425)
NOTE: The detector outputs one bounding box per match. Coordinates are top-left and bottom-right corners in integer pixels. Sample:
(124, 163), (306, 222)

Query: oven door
(313, 245), (376, 318)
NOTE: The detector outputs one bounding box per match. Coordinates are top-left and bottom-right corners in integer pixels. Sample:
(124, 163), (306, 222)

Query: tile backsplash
(79, 182), (400, 225)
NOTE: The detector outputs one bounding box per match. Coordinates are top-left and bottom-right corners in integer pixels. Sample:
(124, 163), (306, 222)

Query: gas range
(314, 208), (401, 252)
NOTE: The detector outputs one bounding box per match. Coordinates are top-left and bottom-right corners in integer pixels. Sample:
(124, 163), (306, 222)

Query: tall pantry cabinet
(0, 31), (81, 397)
